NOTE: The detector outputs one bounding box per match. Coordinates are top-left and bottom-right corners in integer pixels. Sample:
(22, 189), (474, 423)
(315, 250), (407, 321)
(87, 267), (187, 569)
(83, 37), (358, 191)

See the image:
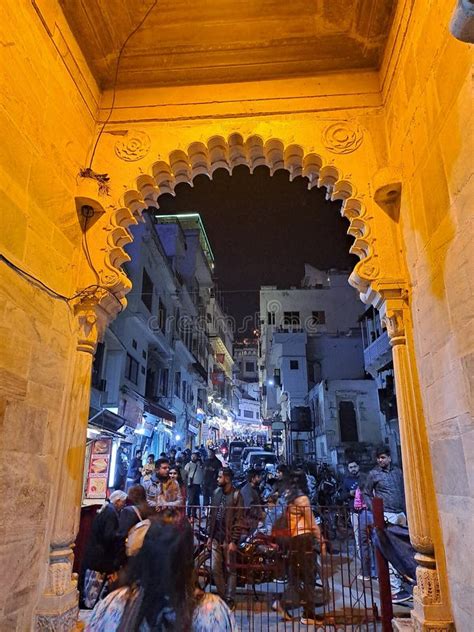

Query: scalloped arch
(95, 134), (379, 313)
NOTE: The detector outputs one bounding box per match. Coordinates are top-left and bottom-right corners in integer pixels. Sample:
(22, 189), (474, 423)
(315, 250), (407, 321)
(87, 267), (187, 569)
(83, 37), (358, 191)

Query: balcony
(363, 330), (392, 375)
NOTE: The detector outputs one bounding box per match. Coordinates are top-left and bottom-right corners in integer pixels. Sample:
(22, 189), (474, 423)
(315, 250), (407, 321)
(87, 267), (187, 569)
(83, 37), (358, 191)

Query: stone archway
(39, 132), (453, 631)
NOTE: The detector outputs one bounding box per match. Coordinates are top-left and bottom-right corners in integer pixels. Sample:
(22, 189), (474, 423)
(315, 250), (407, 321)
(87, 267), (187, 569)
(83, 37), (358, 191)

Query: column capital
(72, 286), (125, 354)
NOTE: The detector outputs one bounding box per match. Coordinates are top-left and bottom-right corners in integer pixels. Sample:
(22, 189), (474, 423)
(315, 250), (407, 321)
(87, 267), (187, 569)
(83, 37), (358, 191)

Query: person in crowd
(206, 468), (244, 609)
(364, 446), (410, 602)
(85, 519), (237, 632)
(182, 448), (192, 465)
(272, 463), (290, 497)
(202, 448), (222, 507)
(80, 490), (128, 607)
(126, 449), (143, 491)
(272, 470), (326, 626)
(198, 443), (208, 461)
(168, 448), (177, 466)
(342, 460), (367, 569)
(240, 468), (264, 534)
(169, 465), (186, 503)
(184, 451), (204, 518)
(118, 485), (150, 535)
(116, 485), (152, 566)
(140, 454), (155, 483)
(115, 447), (129, 491)
(143, 458), (183, 511)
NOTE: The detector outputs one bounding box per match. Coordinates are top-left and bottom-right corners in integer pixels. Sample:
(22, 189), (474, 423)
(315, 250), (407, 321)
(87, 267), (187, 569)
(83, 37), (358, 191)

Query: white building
(308, 379), (383, 472)
(234, 340), (259, 382)
(86, 213), (218, 499)
(259, 266), (384, 465)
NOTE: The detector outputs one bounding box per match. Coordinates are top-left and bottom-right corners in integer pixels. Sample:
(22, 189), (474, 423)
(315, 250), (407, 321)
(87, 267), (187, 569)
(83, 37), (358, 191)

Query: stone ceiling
(60, 0), (397, 89)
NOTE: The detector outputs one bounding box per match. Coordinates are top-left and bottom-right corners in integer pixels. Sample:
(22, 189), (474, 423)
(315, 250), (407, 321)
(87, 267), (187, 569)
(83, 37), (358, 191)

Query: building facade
(259, 268), (384, 464)
(0, 2), (471, 629)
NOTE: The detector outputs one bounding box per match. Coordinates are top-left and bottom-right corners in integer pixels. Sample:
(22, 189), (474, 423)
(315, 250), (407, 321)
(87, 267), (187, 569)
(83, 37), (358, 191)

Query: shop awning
(144, 400), (176, 423)
(88, 409), (127, 435)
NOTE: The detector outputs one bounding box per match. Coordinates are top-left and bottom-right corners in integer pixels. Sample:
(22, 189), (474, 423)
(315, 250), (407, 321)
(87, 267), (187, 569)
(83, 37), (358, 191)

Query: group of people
(79, 443), (411, 629)
(122, 447), (223, 519)
(79, 455), (329, 628)
(341, 446), (412, 604)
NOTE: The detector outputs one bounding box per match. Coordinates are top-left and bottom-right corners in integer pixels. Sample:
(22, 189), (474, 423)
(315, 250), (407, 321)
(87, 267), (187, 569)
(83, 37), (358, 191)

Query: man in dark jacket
(206, 467), (244, 608)
(202, 448), (222, 506)
(363, 447), (410, 601)
(342, 461), (367, 567)
(79, 490), (127, 607)
(126, 449), (143, 491)
(363, 448), (406, 515)
(240, 468), (264, 534)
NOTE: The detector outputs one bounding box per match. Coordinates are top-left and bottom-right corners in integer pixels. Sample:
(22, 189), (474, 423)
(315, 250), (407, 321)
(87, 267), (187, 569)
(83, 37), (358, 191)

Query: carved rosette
(115, 130), (151, 162)
(322, 122), (363, 154)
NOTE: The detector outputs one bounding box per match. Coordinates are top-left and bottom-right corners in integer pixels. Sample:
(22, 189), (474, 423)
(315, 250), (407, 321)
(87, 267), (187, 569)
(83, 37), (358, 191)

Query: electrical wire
(87, 0), (159, 169)
(0, 253), (123, 312)
(82, 213), (101, 283)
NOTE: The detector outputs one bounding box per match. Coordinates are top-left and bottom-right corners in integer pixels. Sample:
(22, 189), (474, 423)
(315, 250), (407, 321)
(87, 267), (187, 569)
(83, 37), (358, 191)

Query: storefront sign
(85, 438), (112, 499)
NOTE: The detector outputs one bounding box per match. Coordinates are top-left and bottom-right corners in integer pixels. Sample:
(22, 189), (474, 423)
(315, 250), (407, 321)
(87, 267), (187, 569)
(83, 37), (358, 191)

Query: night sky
(155, 165), (357, 338)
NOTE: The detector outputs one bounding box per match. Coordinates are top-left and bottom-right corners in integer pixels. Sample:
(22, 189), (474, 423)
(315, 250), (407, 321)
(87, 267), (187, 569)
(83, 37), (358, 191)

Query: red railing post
(372, 496), (394, 631)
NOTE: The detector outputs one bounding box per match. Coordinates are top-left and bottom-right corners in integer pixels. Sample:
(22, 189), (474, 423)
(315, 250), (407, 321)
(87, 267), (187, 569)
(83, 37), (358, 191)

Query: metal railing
(186, 503), (387, 631)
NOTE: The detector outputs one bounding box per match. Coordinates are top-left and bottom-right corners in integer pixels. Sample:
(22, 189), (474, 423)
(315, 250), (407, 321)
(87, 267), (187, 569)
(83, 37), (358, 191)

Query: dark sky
(155, 165), (357, 338)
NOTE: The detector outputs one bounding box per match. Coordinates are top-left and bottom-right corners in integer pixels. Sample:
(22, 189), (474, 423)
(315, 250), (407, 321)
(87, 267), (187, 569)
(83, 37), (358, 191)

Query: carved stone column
(34, 296), (116, 630)
(377, 287), (455, 631)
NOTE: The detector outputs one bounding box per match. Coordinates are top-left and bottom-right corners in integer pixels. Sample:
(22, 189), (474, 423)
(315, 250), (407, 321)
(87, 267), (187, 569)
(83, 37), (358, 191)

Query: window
(142, 350), (147, 359)
(132, 339), (137, 349)
(125, 353), (139, 384)
(140, 365), (146, 375)
(159, 368), (169, 396)
(243, 409), (254, 419)
(267, 311), (276, 325)
(312, 310), (326, 325)
(182, 380), (187, 401)
(290, 360), (299, 370)
(174, 371), (181, 397)
(339, 400), (359, 442)
(283, 311), (300, 326)
(245, 361), (255, 372)
(141, 269), (153, 312)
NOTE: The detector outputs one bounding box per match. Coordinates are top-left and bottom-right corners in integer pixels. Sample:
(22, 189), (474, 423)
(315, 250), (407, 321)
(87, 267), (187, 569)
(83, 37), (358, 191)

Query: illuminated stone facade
(0, 1), (472, 630)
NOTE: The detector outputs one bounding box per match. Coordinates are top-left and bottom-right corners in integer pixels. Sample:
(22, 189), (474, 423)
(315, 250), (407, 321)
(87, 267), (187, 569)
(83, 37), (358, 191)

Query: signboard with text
(85, 438), (112, 499)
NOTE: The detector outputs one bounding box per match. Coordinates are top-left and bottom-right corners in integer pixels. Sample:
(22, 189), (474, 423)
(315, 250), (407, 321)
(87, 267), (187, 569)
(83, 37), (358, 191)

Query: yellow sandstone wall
(0, 1), (98, 628)
(382, 2), (473, 628)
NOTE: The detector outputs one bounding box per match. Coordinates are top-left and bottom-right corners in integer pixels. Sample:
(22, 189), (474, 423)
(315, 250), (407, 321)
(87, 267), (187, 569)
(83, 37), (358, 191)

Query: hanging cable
(87, 0), (159, 169)
(81, 209), (101, 283)
(0, 253), (124, 312)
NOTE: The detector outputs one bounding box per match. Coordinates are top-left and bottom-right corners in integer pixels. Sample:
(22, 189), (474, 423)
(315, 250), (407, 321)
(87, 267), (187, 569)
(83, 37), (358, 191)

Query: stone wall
(0, 1), (98, 629)
(382, 1), (473, 628)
